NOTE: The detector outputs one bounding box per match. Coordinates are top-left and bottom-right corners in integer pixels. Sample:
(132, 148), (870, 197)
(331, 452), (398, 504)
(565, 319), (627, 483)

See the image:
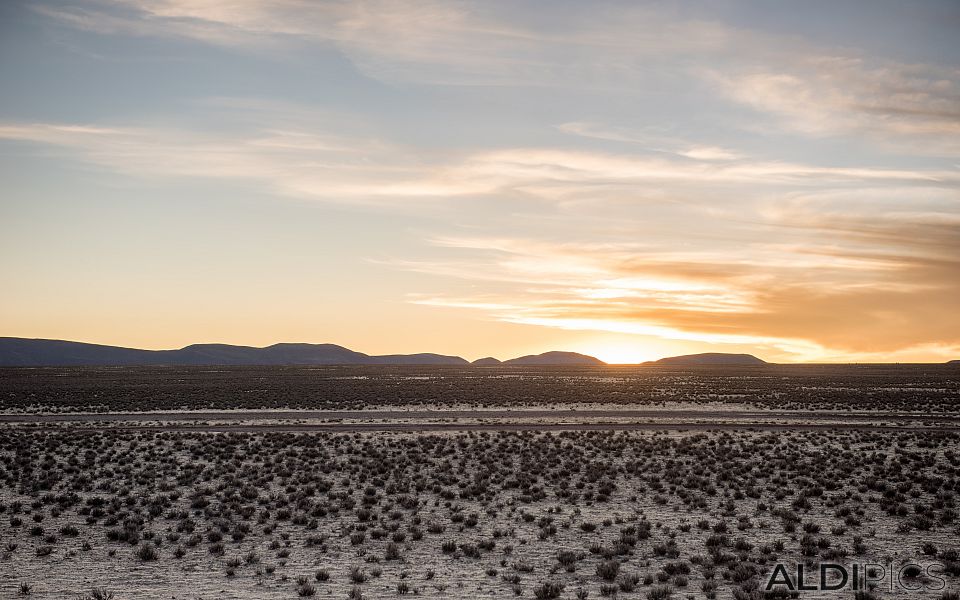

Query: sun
(579, 342), (660, 365)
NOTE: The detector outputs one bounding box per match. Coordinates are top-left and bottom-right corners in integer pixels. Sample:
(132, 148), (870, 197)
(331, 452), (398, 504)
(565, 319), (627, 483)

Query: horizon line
(2, 336), (957, 366)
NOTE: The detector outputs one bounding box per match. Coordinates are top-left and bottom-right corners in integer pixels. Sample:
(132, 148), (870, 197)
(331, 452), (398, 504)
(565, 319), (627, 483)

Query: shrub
(134, 543), (158, 561)
(385, 542), (401, 560)
(618, 572), (640, 592)
(646, 585), (672, 600)
(533, 581), (564, 599)
(296, 583), (315, 597)
(597, 560), (620, 581)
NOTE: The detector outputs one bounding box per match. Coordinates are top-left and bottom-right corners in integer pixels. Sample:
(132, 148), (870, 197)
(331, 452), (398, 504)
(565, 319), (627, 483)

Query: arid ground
(1, 366), (959, 599)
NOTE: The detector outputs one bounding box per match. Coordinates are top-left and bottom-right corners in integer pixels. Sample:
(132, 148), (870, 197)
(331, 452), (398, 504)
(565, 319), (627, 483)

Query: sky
(1, 1), (958, 364)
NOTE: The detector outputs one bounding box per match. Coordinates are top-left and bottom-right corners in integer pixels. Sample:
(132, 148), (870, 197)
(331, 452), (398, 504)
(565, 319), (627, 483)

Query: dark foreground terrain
(1, 364), (958, 413)
(1, 366), (959, 599)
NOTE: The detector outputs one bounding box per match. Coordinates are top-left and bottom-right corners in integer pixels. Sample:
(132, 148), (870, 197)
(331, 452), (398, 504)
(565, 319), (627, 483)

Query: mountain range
(0, 338), (470, 367)
(0, 338), (615, 367)
(0, 337), (777, 367)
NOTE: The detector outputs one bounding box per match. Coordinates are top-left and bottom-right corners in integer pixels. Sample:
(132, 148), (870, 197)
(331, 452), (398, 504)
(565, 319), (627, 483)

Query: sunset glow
(574, 342), (663, 366)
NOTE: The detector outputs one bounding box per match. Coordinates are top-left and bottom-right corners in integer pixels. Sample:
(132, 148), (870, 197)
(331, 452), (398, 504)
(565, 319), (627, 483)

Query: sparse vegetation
(1, 365), (958, 597)
(2, 363), (958, 413)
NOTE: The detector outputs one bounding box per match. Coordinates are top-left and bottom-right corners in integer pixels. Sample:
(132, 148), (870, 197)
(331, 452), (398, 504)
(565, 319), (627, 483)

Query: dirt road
(5, 420), (958, 434)
(2, 408), (957, 423)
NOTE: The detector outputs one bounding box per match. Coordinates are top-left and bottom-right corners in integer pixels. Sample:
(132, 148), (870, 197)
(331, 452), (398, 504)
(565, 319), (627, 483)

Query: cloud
(457, 148), (957, 189)
(710, 56), (960, 155)
(31, 1), (744, 87)
(31, 0), (960, 165)
(557, 122), (746, 161)
(5, 116), (954, 214)
(0, 119), (470, 207)
(35, 1), (960, 157)
(761, 187), (960, 260)
(394, 217), (960, 361)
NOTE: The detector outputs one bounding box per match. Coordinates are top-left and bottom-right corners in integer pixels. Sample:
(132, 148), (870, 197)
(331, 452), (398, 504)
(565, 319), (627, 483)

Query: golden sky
(1, 1), (958, 363)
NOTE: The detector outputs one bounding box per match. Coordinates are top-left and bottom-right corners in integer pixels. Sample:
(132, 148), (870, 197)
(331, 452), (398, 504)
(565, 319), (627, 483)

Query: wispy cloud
(710, 56), (960, 155)
(5, 117), (954, 210)
(557, 122), (746, 161)
(33, 1), (739, 86)
(33, 0), (960, 163)
(457, 148), (957, 189)
(0, 119), (465, 207)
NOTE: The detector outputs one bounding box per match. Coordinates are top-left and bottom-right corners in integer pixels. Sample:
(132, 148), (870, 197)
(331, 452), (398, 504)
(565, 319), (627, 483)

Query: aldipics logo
(765, 562), (947, 594)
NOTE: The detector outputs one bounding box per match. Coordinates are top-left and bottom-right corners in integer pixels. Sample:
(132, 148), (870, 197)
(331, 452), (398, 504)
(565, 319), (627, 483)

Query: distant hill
(367, 353), (469, 366)
(503, 351), (606, 366)
(174, 343), (370, 365)
(949, 360), (960, 365)
(0, 338), (466, 366)
(472, 357), (502, 366)
(648, 352), (767, 366)
(0, 338), (165, 366)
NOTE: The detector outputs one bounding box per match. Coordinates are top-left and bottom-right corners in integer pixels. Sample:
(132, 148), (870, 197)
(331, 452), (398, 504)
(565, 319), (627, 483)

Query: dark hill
(170, 343), (370, 365)
(367, 353), (468, 366)
(0, 338), (163, 366)
(502, 351), (605, 366)
(472, 357), (502, 366)
(649, 352), (766, 366)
